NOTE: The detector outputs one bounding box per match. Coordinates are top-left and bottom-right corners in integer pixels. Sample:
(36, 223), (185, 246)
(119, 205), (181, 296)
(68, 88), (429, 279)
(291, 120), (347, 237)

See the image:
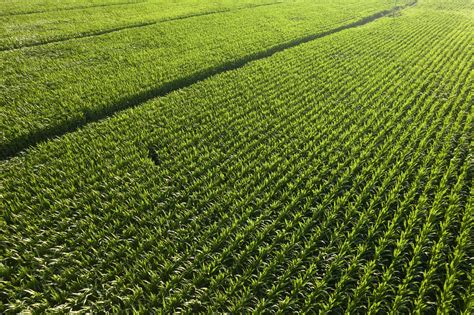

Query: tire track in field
(0, 2), (283, 51)
(0, 1), (146, 17)
(0, 1), (417, 161)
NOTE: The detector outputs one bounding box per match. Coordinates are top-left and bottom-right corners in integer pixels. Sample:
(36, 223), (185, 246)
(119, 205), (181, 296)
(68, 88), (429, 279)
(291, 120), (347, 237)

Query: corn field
(1, 0), (472, 313)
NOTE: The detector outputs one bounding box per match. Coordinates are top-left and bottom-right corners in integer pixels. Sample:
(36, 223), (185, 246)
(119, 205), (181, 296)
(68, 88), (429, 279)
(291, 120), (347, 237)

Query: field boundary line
(0, 2), (283, 51)
(1, 1), (417, 161)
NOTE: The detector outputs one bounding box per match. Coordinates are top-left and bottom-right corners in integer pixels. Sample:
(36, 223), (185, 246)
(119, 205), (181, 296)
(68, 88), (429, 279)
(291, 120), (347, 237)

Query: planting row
(418, 0), (473, 10)
(0, 0), (142, 15)
(0, 0), (280, 50)
(0, 0), (410, 158)
(1, 3), (472, 313)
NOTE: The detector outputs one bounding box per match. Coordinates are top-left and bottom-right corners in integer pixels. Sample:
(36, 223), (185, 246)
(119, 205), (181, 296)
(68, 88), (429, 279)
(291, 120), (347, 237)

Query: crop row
(418, 0), (474, 10)
(0, 0), (142, 15)
(2, 3), (472, 312)
(0, 0), (280, 50)
(0, 0), (411, 158)
(145, 10), (472, 313)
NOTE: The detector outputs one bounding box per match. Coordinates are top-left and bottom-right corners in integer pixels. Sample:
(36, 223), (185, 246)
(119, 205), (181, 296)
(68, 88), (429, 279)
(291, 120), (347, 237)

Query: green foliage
(1, 0), (472, 313)
(0, 0), (406, 158)
(0, 0), (281, 50)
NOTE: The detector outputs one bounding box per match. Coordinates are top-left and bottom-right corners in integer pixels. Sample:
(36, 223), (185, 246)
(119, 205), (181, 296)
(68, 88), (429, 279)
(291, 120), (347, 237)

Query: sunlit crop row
(0, 0), (281, 49)
(1, 1), (472, 313)
(0, 0), (408, 158)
